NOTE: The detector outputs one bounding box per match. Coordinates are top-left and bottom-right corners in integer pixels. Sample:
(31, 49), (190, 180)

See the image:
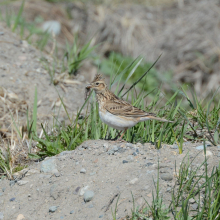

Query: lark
(86, 74), (173, 140)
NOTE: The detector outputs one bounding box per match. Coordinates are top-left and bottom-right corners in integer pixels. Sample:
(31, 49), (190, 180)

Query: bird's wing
(104, 99), (156, 118)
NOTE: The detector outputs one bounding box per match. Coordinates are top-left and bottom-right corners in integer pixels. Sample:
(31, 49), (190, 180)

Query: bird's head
(86, 74), (107, 94)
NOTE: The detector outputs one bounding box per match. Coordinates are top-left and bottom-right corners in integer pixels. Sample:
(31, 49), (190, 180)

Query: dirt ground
(0, 140), (219, 220)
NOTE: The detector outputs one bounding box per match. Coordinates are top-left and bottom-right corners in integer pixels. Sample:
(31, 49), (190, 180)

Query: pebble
(80, 186), (89, 196)
(127, 155), (134, 162)
(10, 180), (16, 186)
(99, 214), (104, 218)
(0, 32), (4, 35)
(41, 158), (58, 173)
(17, 180), (28, 186)
(132, 152), (138, 156)
(170, 145), (178, 149)
(146, 162), (154, 167)
(217, 146), (220, 150)
(0, 212), (3, 220)
(126, 143), (133, 148)
(166, 187), (172, 192)
(16, 214), (25, 220)
(50, 184), (59, 200)
(189, 198), (195, 204)
(122, 160), (128, 164)
(196, 145), (206, 150)
(217, 152), (220, 157)
(42, 20), (61, 35)
(160, 173), (173, 181)
(129, 178), (138, 185)
(205, 151), (213, 158)
(88, 204), (94, 208)
(80, 168), (86, 174)
(191, 203), (198, 210)
(84, 190), (94, 202)
(49, 206), (58, 213)
(10, 197), (15, 202)
(70, 210), (74, 214)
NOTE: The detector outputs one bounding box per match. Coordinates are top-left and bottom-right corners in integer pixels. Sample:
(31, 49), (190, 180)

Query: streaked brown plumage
(86, 74), (173, 140)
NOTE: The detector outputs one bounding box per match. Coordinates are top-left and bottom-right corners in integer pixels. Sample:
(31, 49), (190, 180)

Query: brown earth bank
(0, 140), (219, 220)
(3, 0), (220, 95)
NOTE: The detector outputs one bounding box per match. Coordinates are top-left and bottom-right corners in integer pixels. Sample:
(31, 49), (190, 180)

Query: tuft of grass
(64, 37), (98, 75)
(0, 1), (51, 51)
(122, 151), (220, 219)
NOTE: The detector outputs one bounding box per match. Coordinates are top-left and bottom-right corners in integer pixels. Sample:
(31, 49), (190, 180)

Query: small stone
(42, 20), (61, 35)
(146, 162), (154, 167)
(0, 212), (3, 220)
(50, 184), (59, 200)
(80, 186), (89, 196)
(99, 214), (104, 218)
(70, 210), (74, 214)
(166, 187), (172, 192)
(10, 180), (16, 186)
(170, 145), (178, 149)
(217, 146), (220, 150)
(191, 203), (198, 210)
(41, 158), (58, 173)
(90, 172), (96, 176)
(107, 150), (114, 155)
(127, 155), (134, 162)
(206, 150), (213, 157)
(103, 143), (109, 151)
(0, 32), (4, 35)
(122, 160), (128, 164)
(126, 143), (133, 148)
(205, 141), (212, 146)
(132, 152), (138, 156)
(129, 178), (138, 185)
(88, 204), (94, 208)
(112, 145), (118, 152)
(189, 198), (195, 204)
(84, 190), (94, 202)
(80, 168), (86, 174)
(49, 206), (58, 213)
(217, 152), (220, 157)
(196, 145), (206, 150)
(55, 173), (60, 177)
(16, 214), (25, 220)
(17, 180), (28, 186)
(161, 173), (173, 181)
(10, 197), (15, 202)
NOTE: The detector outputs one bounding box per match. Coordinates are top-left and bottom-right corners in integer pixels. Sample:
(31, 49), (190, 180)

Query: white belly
(99, 110), (138, 130)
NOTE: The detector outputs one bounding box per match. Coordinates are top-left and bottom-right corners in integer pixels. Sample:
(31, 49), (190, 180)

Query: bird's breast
(99, 109), (138, 130)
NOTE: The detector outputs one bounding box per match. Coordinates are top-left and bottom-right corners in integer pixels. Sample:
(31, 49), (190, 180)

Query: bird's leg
(112, 130), (122, 141)
(118, 128), (128, 141)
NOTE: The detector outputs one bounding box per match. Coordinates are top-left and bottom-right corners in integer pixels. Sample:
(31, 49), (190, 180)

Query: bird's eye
(95, 82), (99, 86)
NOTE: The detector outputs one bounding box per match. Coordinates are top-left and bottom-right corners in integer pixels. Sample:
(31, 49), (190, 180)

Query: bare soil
(0, 140), (219, 220)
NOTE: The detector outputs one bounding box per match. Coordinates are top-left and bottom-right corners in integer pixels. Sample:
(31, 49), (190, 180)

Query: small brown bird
(86, 74), (173, 140)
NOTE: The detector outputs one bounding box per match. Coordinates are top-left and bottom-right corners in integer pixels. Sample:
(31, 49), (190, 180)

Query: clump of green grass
(30, 54), (220, 158)
(100, 52), (173, 95)
(122, 152), (220, 220)
(0, 0), (51, 51)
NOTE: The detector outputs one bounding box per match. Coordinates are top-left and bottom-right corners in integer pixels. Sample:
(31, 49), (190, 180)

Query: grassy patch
(123, 152), (220, 219)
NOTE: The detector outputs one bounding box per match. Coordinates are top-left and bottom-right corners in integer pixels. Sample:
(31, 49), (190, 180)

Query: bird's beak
(86, 84), (92, 89)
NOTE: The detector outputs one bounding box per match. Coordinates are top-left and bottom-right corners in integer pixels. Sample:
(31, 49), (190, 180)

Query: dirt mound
(0, 140), (219, 219)
(0, 23), (95, 171)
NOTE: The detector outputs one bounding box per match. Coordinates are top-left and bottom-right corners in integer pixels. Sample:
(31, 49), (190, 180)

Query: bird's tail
(141, 115), (174, 123)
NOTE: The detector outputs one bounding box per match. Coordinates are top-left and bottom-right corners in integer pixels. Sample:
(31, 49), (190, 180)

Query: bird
(86, 74), (173, 141)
